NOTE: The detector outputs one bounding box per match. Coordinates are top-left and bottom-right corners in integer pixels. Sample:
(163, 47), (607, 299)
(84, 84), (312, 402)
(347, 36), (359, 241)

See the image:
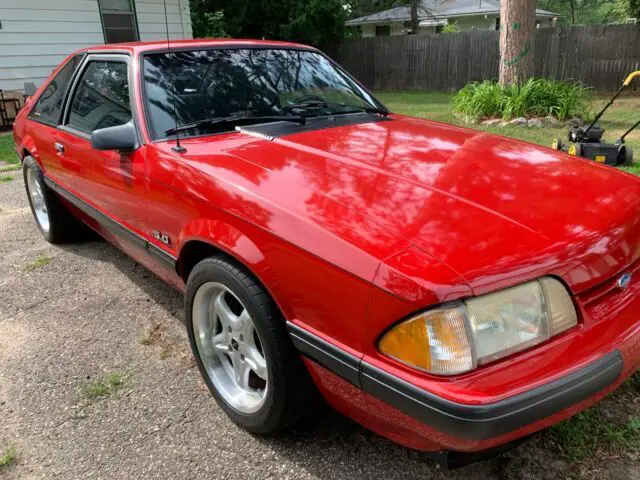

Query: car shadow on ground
(55, 238), (521, 480)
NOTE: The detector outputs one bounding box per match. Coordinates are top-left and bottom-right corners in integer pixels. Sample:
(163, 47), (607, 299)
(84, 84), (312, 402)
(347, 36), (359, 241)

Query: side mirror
(91, 121), (139, 152)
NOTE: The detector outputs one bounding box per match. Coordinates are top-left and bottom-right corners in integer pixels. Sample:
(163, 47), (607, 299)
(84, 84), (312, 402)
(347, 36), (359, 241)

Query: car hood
(183, 115), (640, 294)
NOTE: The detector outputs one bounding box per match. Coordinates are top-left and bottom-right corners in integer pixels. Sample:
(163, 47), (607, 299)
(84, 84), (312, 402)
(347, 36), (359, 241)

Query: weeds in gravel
(24, 254), (53, 272)
(0, 445), (16, 468)
(140, 323), (177, 359)
(548, 409), (640, 461)
(0, 175), (13, 183)
(80, 373), (126, 400)
(623, 371), (640, 390)
(140, 324), (162, 346)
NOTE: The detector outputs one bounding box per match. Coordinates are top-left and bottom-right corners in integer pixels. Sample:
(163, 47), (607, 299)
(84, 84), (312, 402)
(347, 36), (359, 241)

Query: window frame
(60, 53), (142, 147)
(375, 25), (391, 37)
(98, 0), (140, 44)
(27, 53), (86, 128)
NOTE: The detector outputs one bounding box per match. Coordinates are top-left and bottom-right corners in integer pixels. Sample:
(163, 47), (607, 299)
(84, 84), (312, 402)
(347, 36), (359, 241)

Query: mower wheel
(568, 144), (583, 157)
(624, 145), (634, 165)
(551, 138), (563, 151)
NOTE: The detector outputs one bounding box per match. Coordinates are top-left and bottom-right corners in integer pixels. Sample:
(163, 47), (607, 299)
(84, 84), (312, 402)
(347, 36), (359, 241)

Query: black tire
(625, 145), (634, 165)
(185, 256), (319, 434)
(23, 156), (87, 243)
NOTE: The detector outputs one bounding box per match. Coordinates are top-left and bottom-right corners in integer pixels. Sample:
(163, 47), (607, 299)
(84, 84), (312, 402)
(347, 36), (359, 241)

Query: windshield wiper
(164, 115), (306, 136)
(284, 100), (389, 117)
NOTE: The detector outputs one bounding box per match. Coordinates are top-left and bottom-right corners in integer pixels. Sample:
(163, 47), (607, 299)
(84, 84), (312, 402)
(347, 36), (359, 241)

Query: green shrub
(452, 78), (589, 122)
(442, 22), (460, 33)
(452, 81), (504, 122)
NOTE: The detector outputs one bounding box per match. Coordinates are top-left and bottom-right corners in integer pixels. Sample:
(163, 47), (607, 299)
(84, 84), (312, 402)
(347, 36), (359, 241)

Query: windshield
(142, 48), (385, 140)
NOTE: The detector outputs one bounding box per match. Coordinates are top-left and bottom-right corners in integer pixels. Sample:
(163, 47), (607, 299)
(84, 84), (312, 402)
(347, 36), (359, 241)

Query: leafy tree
(189, 0), (347, 47)
(615, 0), (640, 18)
(191, 9), (228, 38)
(539, 0), (626, 24)
(348, 0), (401, 18)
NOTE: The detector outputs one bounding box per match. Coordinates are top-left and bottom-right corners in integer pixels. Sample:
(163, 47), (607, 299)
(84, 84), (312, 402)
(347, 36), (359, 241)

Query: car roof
(77, 38), (317, 55)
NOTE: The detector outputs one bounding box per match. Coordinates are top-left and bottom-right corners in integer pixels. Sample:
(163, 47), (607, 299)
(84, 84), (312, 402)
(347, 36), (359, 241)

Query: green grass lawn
(376, 91), (640, 174)
(0, 134), (20, 172)
(1, 93), (638, 172)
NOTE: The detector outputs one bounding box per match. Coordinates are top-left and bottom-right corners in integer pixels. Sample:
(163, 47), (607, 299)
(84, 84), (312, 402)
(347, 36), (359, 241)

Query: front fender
(176, 217), (292, 319)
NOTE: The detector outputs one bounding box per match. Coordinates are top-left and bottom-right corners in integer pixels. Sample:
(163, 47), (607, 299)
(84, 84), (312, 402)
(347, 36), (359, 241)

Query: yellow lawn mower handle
(582, 71), (640, 137)
(623, 71), (640, 87)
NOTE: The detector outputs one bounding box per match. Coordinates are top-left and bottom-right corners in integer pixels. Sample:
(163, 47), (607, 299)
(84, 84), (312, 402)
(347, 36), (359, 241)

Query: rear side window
(29, 56), (81, 127)
(67, 61), (131, 134)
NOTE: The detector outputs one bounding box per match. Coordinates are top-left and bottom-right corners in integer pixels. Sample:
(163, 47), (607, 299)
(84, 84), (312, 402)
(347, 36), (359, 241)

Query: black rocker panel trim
(147, 242), (177, 272)
(286, 322), (361, 387)
(287, 322), (623, 441)
(44, 176), (177, 272)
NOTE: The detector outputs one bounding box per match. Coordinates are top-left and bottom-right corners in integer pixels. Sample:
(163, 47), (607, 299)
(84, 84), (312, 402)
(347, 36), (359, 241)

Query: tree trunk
(569, 0), (577, 24)
(410, 0), (419, 34)
(499, 0), (536, 86)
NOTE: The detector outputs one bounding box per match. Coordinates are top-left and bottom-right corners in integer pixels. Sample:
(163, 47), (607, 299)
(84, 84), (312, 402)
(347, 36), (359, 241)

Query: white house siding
(0, 0), (103, 90)
(0, 0), (192, 91)
(135, 0), (192, 41)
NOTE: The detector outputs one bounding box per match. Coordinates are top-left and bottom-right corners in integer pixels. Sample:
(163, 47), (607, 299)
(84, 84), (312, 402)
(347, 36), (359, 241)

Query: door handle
(54, 142), (65, 153)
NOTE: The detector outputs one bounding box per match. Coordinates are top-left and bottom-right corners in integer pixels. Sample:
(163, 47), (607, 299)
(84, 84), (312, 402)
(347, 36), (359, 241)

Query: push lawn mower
(552, 71), (640, 166)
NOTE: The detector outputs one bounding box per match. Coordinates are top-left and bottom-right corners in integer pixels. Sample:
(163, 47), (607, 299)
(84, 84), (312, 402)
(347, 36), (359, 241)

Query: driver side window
(67, 60), (131, 134)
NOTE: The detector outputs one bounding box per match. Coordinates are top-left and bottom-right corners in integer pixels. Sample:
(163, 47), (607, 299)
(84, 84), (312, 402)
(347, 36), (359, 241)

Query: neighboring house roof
(345, 0), (558, 26)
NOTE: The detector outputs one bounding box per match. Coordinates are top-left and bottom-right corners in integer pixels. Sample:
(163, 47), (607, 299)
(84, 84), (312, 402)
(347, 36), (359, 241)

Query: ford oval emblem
(617, 273), (632, 289)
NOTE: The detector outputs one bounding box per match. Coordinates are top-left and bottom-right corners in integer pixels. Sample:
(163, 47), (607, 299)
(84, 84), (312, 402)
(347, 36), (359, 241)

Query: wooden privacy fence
(325, 25), (640, 92)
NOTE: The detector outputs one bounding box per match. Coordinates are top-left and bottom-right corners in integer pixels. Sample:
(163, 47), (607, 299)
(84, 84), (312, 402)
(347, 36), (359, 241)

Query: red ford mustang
(12, 39), (640, 466)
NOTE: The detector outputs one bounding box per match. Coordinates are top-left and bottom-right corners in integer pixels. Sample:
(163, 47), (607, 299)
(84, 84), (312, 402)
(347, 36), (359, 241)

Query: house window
(375, 25), (391, 36)
(98, 0), (139, 44)
(495, 16), (500, 31)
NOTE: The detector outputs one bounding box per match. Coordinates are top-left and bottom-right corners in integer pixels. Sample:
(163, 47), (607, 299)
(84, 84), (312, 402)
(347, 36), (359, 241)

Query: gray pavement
(0, 174), (635, 479)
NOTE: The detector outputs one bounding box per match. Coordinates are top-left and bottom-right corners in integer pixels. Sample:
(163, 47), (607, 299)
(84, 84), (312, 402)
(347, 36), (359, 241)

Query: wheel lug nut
(239, 334), (244, 342)
(227, 326), (232, 332)
(240, 354), (245, 361)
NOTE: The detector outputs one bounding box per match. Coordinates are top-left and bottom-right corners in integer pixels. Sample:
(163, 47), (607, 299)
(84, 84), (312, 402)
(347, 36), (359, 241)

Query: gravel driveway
(0, 174), (637, 480)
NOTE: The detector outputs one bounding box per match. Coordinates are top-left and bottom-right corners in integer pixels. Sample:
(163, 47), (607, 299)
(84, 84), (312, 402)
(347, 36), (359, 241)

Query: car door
(25, 54), (84, 188)
(57, 54), (147, 257)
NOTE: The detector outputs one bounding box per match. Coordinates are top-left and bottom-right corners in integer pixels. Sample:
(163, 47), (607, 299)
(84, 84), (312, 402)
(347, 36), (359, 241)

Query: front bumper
(360, 350), (622, 440)
(289, 321), (637, 443)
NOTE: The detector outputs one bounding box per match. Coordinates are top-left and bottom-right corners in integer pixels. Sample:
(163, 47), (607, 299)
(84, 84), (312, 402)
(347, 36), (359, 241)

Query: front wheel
(185, 257), (318, 434)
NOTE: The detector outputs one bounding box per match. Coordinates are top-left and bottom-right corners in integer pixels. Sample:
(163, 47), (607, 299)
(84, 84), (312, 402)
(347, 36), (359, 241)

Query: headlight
(378, 277), (577, 375)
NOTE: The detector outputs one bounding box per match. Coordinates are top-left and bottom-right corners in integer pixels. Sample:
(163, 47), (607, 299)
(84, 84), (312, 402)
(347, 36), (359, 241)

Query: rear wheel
(624, 145), (634, 165)
(185, 257), (318, 434)
(23, 156), (86, 243)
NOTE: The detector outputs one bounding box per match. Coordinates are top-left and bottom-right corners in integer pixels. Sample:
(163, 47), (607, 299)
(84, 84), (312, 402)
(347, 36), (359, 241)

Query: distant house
(0, 0), (193, 92)
(345, 0), (558, 37)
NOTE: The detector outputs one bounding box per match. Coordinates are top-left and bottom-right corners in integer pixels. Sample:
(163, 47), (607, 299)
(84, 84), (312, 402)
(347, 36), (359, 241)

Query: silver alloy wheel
(26, 167), (50, 234)
(192, 282), (269, 414)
